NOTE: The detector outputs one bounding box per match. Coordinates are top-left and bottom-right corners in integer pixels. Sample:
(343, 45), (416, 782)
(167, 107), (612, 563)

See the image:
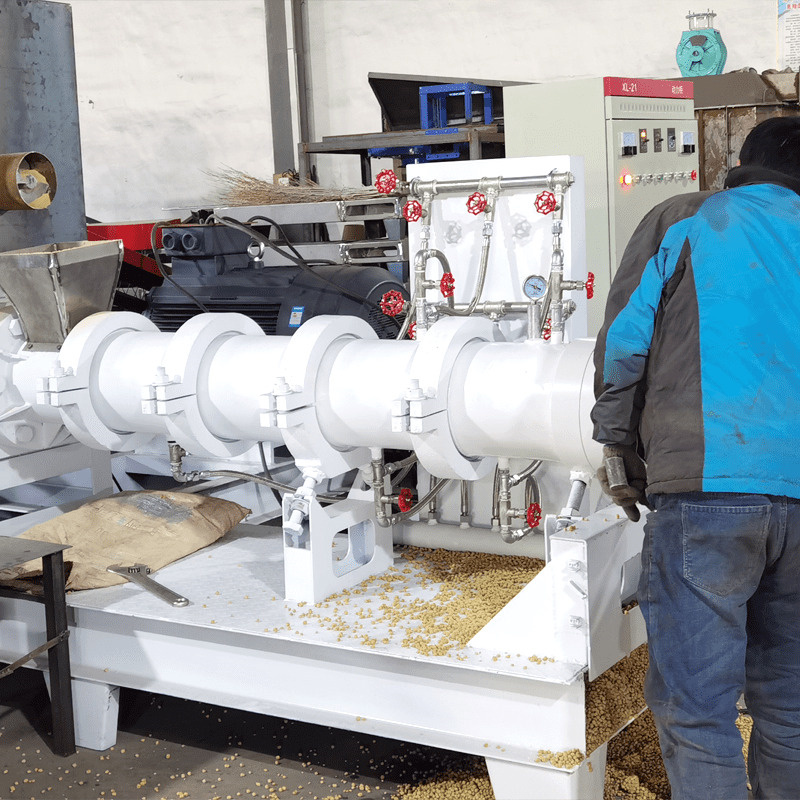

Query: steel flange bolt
(466, 191), (488, 215)
(402, 200), (423, 222)
(379, 289), (406, 317)
(585, 271), (595, 299)
(526, 502), (542, 528)
(535, 190), (557, 215)
(397, 487), (414, 512)
(375, 169), (398, 194)
(439, 272), (455, 298)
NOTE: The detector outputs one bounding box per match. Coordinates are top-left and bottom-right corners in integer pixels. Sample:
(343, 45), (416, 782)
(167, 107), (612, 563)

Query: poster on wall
(778, 0), (800, 69)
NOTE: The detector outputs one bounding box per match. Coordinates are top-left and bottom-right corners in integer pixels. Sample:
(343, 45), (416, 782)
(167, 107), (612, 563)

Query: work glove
(596, 444), (649, 522)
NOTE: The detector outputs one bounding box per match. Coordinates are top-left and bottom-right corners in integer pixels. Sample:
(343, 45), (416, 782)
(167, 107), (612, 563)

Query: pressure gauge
(523, 274), (548, 300)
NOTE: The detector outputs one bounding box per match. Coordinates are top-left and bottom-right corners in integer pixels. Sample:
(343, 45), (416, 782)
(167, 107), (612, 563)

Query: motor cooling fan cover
(676, 29), (728, 76)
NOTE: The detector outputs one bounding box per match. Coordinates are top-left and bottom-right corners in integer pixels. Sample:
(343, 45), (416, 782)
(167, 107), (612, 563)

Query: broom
(209, 168), (381, 206)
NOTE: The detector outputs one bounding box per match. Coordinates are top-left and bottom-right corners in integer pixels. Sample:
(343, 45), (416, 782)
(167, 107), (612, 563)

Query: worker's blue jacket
(591, 165), (800, 497)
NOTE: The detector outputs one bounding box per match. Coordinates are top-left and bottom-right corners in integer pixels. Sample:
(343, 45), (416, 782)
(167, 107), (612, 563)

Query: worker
(591, 116), (800, 800)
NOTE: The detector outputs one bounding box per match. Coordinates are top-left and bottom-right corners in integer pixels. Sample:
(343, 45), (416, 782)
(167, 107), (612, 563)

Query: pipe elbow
(501, 526), (533, 544)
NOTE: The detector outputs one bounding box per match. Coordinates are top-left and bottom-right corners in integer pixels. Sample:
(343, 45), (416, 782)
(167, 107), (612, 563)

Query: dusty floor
(0, 666), (484, 800)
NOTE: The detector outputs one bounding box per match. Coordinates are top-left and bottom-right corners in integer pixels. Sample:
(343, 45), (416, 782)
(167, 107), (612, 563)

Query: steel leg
(360, 154), (372, 187)
(41, 551), (75, 756)
(485, 745), (607, 800)
(44, 676), (120, 751)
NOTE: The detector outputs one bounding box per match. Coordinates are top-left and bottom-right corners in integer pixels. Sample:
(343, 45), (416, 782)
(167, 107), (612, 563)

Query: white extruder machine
(0, 153), (651, 800)
(0, 9), (705, 795)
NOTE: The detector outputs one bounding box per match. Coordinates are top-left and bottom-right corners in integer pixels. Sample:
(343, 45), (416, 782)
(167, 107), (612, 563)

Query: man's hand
(596, 444), (649, 522)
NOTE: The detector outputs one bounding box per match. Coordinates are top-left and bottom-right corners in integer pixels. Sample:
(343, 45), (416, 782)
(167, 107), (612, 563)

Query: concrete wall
(59, 0), (779, 220)
(66, 0), (272, 222)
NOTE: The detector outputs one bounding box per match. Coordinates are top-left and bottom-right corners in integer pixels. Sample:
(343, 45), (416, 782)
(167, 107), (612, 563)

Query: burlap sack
(0, 491), (250, 593)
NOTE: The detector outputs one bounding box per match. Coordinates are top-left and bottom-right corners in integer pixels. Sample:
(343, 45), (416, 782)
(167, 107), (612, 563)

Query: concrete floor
(0, 665), (484, 800)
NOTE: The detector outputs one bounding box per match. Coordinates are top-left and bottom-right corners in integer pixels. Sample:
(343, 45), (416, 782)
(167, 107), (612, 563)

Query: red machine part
(466, 191), (488, 215)
(585, 271), (595, 299)
(397, 487), (414, 512)
(534, 190), (557, 215)
(402, 200), (423, 222)
(375, 169), (398, 194)
(87, 221), (178, 279)
(526, 502), (542, 528)
(542, 318), (552, 341)
(439, 272), (455, 298)
(379, 290), (406, 317)
(408, 322), (417, 340)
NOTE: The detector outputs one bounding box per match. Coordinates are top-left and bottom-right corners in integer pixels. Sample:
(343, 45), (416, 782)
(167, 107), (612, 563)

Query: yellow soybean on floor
(0, 657), (755, 800)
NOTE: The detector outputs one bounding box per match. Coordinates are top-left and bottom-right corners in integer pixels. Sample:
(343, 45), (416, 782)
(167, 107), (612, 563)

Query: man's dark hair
(739, 116), (800, 180)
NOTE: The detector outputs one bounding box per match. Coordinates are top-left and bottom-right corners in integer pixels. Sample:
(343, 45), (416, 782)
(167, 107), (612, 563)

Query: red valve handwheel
(466, 191), (488, 215)
(535, 190), (557, 215)
(408, 322), (417, 340)
(402, 200), (423, 222)
(379, 289), (405, 317)
(526, 502), (542, 528)
(543, 318), (552, 341)
(375, 169), (398, 194)
(440, 272), (455, 298)
(585, 271), (595, 300)
(397, 487), (414, 512)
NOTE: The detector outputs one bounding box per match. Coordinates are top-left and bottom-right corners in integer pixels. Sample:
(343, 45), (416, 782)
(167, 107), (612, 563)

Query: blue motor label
(288, 306), (304, 327)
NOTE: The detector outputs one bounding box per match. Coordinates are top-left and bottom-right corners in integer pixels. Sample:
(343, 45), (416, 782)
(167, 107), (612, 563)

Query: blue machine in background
(368, 82), (493, 166)
(676, 11), (727, 77)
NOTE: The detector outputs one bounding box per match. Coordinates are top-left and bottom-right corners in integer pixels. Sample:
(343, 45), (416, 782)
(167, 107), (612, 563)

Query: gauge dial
(523, 274), (548, 300)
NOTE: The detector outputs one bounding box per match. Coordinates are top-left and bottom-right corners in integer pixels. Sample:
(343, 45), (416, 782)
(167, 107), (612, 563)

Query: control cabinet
(504, 77), (699, 333)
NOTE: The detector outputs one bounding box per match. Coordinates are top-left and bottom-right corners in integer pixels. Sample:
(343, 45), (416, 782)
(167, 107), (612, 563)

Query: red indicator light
(690, 170), (698, 182)
(620, 173), (634, 187)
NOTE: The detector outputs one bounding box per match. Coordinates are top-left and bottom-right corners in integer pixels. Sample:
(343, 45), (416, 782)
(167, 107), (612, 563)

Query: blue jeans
(639, 492), (800, 800)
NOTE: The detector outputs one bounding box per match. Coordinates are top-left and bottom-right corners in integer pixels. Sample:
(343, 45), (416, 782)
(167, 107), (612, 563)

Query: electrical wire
(208, 213), (402, 330)
(246, 214), (337, 266)
(214, 213), (390, 308)
(150, 221), (209, 313)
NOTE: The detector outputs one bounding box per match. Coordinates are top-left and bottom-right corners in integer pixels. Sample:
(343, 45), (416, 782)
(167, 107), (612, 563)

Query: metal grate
(366, 305), (402, 340)
(148, 302), (282, 334)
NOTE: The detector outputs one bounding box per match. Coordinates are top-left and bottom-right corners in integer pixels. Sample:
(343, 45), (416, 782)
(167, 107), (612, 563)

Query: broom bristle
(208, 168), (381, 206)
